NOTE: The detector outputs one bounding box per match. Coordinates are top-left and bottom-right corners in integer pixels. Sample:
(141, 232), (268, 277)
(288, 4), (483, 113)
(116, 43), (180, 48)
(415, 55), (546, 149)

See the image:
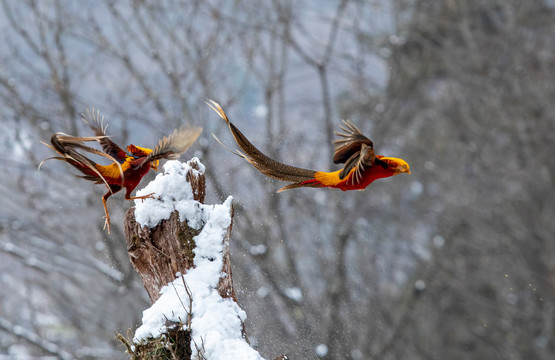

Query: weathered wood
(186, 161), (205, 203)
(123, 160), (236, 303)
(124, 209), (200, 303)
(217, 206), (237, 301)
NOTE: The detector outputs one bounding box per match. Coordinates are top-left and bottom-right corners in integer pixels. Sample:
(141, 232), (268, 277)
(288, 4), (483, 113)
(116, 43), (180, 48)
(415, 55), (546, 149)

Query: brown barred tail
(41, 133), (124, 190)
(207, 100), (316, 188)
(277, 179), (324, 193)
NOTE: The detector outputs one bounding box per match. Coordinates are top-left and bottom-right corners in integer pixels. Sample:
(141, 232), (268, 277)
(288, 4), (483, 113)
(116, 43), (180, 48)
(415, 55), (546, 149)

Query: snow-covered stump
(122, 158), (264, 359)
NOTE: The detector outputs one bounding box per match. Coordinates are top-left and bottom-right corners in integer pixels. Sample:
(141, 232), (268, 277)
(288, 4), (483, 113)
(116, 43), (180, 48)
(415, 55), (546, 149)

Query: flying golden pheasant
(41, 109), (202, 232)
(207, 100), (409, 192)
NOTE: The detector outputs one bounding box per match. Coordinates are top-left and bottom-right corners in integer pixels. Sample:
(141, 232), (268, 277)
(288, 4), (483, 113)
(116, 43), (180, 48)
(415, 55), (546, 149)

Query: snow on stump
(122, 158), (264, 359)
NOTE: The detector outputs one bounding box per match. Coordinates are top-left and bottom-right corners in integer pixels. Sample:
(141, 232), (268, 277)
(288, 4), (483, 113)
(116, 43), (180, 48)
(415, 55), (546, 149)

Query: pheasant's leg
(101, 192), (112, 233)
(101, 185), (122, 233)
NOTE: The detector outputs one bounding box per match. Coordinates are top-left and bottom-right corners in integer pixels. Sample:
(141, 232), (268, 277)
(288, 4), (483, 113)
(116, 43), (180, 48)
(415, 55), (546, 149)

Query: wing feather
(139, 126), (203, 165)
(338, 142), (376, 183)
(332, 119), (373, 164)
(82, 108), (127, 163)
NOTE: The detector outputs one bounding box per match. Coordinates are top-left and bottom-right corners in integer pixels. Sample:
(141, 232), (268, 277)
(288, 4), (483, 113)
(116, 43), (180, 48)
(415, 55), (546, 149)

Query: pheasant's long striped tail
(207, 100), (321, 192)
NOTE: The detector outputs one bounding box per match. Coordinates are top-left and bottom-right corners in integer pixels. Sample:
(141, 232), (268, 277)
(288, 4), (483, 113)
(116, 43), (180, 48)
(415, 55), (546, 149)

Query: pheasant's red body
(303, 159), (392, 191)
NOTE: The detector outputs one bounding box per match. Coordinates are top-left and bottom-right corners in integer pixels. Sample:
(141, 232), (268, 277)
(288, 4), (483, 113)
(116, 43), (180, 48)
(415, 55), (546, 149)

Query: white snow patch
(351, 348), (363, 359)
(284, 287), (303, 302)
(249, 244), (267, 256)
(315, 343), (328, 357)
(134, 159), (206, 229)
(253, 104), (268, 118)
(133, 159), (264, 360)
(432, 235), (445, 248)
(414, 279), (426, 291)
(256, 287), (269, 298)
(410, 181), (424, 196)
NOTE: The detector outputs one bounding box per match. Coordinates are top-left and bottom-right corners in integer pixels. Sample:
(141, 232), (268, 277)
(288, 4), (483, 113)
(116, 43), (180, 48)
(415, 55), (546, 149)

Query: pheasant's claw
(103, 214), (111, 233)
(129, 192), (156, 202)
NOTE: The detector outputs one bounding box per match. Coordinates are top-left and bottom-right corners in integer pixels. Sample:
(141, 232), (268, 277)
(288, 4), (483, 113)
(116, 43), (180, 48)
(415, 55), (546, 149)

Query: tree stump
(120, 159), (286, 359)
(124, 160), (236, 304)
(121, 159), (243, 359)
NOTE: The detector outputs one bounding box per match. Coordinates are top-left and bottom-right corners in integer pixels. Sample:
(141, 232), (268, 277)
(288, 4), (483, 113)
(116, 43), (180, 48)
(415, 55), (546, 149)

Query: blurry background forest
(1, 0), (554, 359)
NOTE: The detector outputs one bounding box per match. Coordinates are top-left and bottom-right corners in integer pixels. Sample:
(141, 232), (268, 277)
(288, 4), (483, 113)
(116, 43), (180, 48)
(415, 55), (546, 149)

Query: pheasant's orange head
(381, 157), (411, 175)
(127, 144), (160, 171)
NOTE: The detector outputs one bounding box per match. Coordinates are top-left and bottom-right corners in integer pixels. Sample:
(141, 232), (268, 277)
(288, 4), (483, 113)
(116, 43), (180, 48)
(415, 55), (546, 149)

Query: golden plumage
(41, 109), (202, 232)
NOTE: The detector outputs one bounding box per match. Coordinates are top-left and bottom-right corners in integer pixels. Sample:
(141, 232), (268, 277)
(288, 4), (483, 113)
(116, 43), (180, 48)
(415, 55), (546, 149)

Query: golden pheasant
(41, 109), (202, 232)
(207, 100), (409, 192)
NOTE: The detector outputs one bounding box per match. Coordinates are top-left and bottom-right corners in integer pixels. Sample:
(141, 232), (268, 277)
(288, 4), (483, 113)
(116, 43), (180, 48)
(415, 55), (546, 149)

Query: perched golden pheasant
(207, 100), (409, 192)
(41, 109), (202, 232)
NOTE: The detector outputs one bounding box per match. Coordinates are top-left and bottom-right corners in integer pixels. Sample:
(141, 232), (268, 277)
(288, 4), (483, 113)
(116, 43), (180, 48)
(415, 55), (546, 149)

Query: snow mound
(132, 159), (264, 360)
(134, 159), (206, 229)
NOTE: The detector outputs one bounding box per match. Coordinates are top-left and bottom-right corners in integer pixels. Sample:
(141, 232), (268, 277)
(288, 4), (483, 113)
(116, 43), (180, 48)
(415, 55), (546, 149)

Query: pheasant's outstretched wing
(338, 142), (377, 183)
(332, 120), (374, 164)
(332, 120), (378, 182)
(82, 108), (128, 163)
(139, 126), (203, 165)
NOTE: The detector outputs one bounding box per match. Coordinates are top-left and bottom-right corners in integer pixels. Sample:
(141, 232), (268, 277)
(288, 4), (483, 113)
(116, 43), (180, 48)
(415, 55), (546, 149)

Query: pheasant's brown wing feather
(207, 100), (316, 183)
(338, 143), (376, 184)
(82, 108), (127, 163)
(141, 126), (203, 164)
(332, 119), (373, 164)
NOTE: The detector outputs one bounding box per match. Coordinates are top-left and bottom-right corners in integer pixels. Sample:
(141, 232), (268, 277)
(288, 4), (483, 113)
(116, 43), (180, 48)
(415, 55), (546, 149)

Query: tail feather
(42, 133), (124, 191)
(207, 100), (316, 185)
(277, 179), (324, 193)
